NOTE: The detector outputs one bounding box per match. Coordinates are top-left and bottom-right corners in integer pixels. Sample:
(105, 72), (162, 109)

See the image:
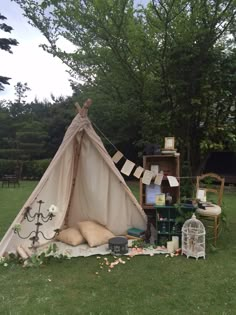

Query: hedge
(0, 159), (51, 179)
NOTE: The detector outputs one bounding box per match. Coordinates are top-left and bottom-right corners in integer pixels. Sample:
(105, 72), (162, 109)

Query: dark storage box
(108, 236), (128, 255)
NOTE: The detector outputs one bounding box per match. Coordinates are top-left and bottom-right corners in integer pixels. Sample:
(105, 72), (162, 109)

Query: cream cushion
(56, 227), (85, 246)
(196, 204), (221, 216)
(78, 221), (115, 247)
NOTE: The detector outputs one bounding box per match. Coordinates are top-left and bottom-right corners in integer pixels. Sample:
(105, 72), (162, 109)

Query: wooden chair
(195, 173), (225, 246)
(1, 174), (20, 188)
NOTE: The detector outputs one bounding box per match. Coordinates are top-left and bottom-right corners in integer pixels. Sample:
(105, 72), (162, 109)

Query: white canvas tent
(0, 101), (147, 257)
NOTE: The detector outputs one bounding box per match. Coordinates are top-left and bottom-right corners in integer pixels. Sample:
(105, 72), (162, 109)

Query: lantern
(181, 214), (205, 260)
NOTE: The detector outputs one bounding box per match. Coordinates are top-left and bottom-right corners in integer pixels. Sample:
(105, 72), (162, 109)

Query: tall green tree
(8, 82), (31, 118)
(14, 0), (236, 173)
(0, 13), (18, 91)
(14, 82), (31, 104)
(145, 0), (236, 171)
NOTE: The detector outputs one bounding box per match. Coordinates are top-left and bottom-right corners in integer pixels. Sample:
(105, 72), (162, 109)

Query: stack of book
(161, 148), (179, 155)
(127, 227), (145, 238)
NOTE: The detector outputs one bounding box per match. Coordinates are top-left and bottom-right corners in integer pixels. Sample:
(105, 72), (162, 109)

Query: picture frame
(145, 184), (161, 205)
(196, 189), (206, 202)
(164, 137), (175, 150)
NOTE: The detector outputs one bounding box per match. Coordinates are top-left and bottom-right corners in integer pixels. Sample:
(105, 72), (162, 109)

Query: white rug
(38, 240), (169, 258)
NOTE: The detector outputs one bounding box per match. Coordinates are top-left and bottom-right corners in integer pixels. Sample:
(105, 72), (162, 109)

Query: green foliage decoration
(0, 243), (71, 268)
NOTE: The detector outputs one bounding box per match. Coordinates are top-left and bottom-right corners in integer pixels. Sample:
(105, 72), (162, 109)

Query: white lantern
(181, 214), (206, 260)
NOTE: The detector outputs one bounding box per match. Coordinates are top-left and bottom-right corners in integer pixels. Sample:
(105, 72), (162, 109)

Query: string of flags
(92, 122), (195, 188)
(112, 150), (179, 187)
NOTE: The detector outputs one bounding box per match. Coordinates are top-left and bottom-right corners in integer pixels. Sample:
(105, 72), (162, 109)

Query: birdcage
(181, 214), (206, 260)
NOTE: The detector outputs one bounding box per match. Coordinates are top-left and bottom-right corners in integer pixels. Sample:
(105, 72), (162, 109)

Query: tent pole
(64, 131), (85, 227)
(64, 99), (92, 226)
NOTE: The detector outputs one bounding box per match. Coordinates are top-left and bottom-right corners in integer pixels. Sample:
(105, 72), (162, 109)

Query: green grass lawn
(0, 181), (236, 315)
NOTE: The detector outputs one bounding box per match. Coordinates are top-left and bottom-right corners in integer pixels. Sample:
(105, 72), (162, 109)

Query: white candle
(172, 236), (179, 250)
(167, 241), (175, 253)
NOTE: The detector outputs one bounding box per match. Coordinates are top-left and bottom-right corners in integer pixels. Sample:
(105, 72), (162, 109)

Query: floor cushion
(78, 221), (115, 247)
(56, 227), (85, 246)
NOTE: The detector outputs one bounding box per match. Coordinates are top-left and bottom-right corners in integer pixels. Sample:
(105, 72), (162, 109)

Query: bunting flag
(112, 151), (123, 163)
(150, 165), (159, 176)
(133, 166), (144, 179)
(154, 173), (164, 185)
(167, 176), (179, 187)
(142, 170), (153, 185)
(121, 160), (135, 176)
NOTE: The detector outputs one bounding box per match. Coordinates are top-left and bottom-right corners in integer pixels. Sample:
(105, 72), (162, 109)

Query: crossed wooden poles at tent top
(75, 98), (92, 117)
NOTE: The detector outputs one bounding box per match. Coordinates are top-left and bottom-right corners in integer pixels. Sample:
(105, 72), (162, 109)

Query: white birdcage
(181, 214), (206, 260)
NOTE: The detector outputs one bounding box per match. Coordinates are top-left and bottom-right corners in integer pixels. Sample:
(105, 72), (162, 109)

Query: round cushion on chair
(196, 204), (221, 216)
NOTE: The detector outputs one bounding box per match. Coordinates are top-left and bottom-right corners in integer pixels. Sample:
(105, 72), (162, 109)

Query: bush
(0, 159), (51, 179)
(22, 159), (51, 179)
(0, 159), (18, 177)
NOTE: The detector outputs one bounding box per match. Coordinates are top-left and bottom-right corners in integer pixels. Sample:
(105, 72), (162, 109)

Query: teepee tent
(0, 100), (147, 256)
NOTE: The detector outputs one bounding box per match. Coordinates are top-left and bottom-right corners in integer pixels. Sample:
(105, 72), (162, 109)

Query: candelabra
(14, 200), (60, 249)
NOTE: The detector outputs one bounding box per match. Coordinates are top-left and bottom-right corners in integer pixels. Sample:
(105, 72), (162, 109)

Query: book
(155, 193), (166, 206)
(161, 150), (177, 155)
(127, 228), (145, 237)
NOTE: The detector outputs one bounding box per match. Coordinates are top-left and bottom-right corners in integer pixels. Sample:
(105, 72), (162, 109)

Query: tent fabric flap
(67, 132), (146, 235)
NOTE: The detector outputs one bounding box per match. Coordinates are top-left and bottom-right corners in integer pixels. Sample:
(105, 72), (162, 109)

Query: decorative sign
(112, 151), (123, 164)
(121, 160), (135, 176)
(133, 166), (144, 179)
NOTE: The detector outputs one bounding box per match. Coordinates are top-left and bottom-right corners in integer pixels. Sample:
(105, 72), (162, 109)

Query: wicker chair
(195, 173), (225, 246)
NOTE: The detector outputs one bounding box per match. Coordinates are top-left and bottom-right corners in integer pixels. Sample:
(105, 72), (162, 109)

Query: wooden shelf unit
(139, 154), (180, 211)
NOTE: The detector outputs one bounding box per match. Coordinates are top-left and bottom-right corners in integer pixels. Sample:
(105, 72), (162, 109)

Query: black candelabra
(14, 200), (60, 249)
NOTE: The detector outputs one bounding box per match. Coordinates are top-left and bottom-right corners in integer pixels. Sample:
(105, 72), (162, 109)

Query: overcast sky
(0, 0), (74, 102)
(0, 0), (148, 102)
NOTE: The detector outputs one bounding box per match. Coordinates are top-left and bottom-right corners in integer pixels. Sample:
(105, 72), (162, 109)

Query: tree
(8, 82), (31, 118)
(14, 82), (31, 104)
(0, 13), (18, 91)
(145, 0), (236, 171)
(14, 0), (236, 173)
